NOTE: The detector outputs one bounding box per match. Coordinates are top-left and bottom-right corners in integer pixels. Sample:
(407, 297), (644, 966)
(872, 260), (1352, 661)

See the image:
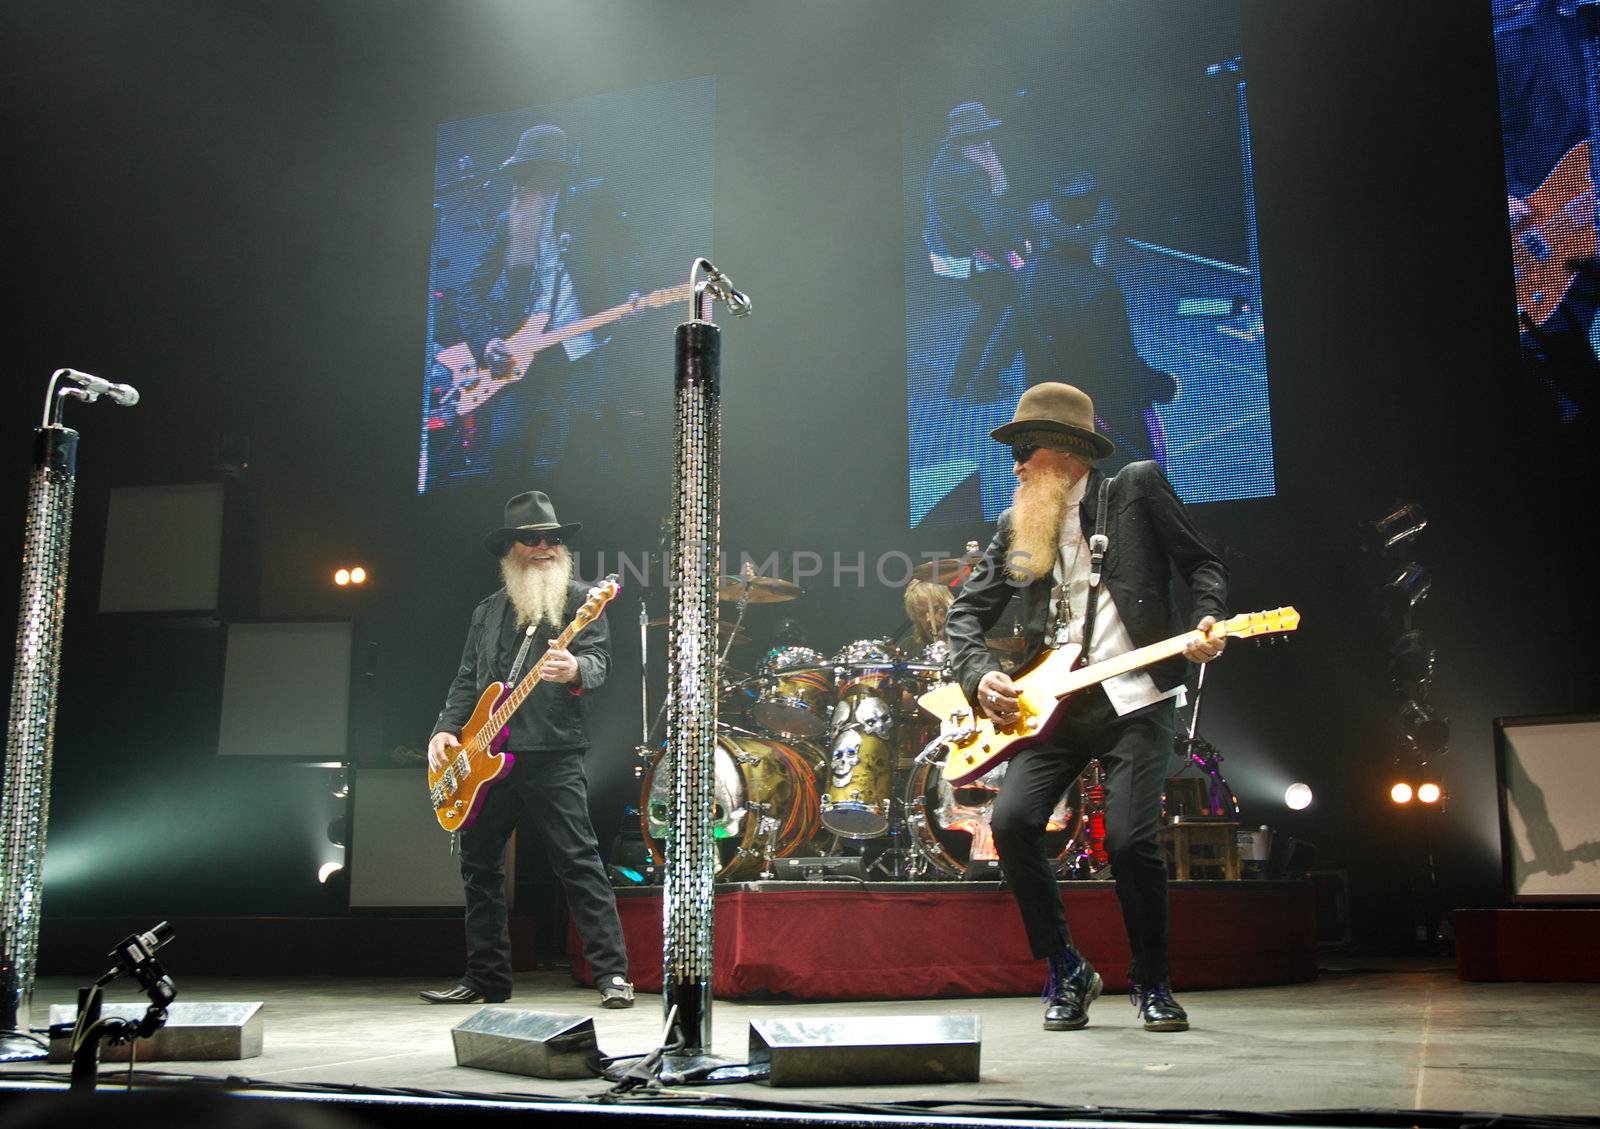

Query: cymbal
(715, 574), (802, 603)
(985, 635), (1028, 655)
(910, 555), (983, 584)
(645, 617), (751, 645)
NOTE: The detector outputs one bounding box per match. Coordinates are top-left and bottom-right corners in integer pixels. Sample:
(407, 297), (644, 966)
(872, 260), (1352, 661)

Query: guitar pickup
(454, 751), (472, 778)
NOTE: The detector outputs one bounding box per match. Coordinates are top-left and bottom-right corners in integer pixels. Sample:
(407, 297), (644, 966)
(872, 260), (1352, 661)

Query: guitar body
(932, 643), (1083, 786)
(429, 681), (516, 834)
(1513, 140), (1596, 328)
(436, 311), (554, 419)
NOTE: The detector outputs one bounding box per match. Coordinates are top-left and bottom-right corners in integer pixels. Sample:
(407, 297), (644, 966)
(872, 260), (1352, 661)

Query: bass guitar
(1512, 139), (1595, 329)
(918, 607), (1300, 787)
(428, 574), (620, 833)
(436, 283), (692, 418)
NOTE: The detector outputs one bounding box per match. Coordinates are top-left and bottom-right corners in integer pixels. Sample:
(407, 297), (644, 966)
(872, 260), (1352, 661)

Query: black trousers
(990, 686), (1176, 984)
(457, 750), (627, 998)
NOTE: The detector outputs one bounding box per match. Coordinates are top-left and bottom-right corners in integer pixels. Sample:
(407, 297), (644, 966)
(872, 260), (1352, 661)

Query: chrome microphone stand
(657, 259), (749, 1074)
(1, 370), (137, 1061)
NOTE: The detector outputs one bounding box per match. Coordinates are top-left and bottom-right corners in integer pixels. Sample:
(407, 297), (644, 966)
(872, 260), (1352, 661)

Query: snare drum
(748, 646), (834, 739)
(640, 729), (821, 881)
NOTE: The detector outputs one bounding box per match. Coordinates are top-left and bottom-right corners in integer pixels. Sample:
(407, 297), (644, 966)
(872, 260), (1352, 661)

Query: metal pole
(662, 308), (721, 1057)
(0, 421), (79, 1061)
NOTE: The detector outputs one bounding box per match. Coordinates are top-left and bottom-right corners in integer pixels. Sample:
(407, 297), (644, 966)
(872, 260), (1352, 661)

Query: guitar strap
(506, 623), (538, 685)
(1073, 474), (1112, 671)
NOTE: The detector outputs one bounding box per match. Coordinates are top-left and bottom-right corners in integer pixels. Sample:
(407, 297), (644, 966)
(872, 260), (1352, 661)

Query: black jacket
(456, 176), (636, 363)
(432, 580), (610, 752)
(946, 461), (1228, 706)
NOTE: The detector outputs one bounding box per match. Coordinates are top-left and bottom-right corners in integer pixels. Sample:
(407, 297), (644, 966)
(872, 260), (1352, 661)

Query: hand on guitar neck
(975, 615), (1226, 724)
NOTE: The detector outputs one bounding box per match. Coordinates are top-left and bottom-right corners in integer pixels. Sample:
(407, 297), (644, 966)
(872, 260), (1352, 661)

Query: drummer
(903, 579), (954, 651)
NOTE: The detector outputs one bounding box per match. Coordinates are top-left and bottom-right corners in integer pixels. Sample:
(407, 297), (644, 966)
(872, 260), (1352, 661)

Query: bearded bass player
(422, 490), (633, 1008)
(944, 382), (1227, 1032)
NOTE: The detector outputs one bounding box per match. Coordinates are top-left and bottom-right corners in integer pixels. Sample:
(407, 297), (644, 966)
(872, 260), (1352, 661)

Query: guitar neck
(1055, 629), (1199, 698)
(511, 283), (693, 355)
(484, 619), (584, 737)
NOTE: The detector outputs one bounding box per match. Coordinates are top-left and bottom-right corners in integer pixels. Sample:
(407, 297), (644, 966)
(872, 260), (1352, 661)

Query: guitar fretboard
(1055, 631), (1201, 698)
(508, 282), (693, 364)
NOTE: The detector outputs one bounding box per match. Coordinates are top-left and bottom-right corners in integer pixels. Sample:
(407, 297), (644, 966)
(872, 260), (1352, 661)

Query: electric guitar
(918, 607), (1301, 787)
(1512, 140), (1596, 329)
(436, 282), (693, 418)
(428, 575), (620, 833)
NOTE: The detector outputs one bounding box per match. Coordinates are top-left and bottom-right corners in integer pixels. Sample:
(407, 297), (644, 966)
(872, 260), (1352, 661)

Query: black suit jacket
(456, 176), (637, 363)
(946, 461), (1228, 706)
(432, 579), (610, 752)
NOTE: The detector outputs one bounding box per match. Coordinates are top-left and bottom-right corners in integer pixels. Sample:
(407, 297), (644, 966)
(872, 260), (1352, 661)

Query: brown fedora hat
(483, 490), (581, 556)
(990, 382), (1115, 460)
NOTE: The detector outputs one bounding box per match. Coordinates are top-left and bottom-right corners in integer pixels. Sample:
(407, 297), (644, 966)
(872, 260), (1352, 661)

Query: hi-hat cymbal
(985, 635), (1028, 655)
(910, 555), (983, 584)
(715, 574), (802, 603)
(645, 617), (751, 645)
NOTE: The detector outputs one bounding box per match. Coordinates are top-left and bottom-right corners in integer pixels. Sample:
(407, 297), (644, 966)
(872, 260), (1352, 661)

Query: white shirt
(527, 207), (596, 362)
(1046, 472), (1185, 717)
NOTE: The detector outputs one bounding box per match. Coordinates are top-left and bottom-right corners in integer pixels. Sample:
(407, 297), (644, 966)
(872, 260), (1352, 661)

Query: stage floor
(4, 962), (1598, 1120)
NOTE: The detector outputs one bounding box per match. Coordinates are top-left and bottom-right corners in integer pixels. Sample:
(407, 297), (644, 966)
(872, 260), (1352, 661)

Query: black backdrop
(3, 0), (1593, 946)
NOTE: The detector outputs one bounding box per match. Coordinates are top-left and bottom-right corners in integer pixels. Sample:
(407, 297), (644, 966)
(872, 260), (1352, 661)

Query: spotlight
(317, 862), (344, 884)
(334, 568), (351, 586)
(1381, 563), (1431, 618)
(1362, 502), (1428, 554)
(1387, 630), (1437, 689)
(1417, 781), (1443, 805)
(331, 767), (348, 800)
(1398, 698), (1450, 752)
(326, 816), (347, 847)
(1390, 781), (1414, 804)
(349, 566), (367, 585)
(1284, 783), (1313, 810)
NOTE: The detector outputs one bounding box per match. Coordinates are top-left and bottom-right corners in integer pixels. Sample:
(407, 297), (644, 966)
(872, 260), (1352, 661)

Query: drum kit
(633, 564), (1109, 882)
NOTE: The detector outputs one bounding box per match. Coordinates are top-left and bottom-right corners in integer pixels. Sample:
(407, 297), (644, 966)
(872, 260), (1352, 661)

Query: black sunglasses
(1011, 443), (1041, 464)
(511, 531), (563, 547)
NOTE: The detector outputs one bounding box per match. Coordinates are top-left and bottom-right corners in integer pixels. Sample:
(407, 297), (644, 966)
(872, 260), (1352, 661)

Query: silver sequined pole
(662, 310), (721, 1057)
(0, 423), (78, 1059)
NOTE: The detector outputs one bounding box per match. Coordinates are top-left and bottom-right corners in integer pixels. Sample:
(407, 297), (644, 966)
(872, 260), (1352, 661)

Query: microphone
(701, 262), (753, 317)
(59, 368), (140, 407)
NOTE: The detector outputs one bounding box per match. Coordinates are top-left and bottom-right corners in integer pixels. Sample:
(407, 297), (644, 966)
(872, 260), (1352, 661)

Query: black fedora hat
(499, 124), (572, 180)
(483, 490), (581, 556)
(945, 101), (1003, 140)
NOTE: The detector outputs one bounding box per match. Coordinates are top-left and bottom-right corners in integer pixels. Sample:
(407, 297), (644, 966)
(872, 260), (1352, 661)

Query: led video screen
(419, 77), (716, 494)
(903, 3), (1275, 526)
(1493, 0), (1597, 424)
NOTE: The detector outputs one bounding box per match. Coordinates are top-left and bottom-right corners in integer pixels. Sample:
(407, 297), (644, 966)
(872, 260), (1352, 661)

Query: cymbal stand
(1173, 662), (1239, 820)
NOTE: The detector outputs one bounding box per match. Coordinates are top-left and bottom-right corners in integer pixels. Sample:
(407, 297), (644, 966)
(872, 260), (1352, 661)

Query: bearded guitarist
(454, 123), (640, 483)
(422, 491), (633, 1009)
(945, 383), (1227, 1034)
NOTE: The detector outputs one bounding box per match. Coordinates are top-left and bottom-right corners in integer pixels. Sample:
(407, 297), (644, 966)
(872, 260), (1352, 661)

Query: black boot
(1042, 948), (1102, 1031)
(1131, 981), (1189, 1031)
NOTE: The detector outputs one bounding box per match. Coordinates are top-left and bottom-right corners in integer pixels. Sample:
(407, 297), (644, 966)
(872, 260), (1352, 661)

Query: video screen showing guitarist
(449, 124), (640, 485)
(421, 490), (633, 1009)
(944, 382), (1227, 1034)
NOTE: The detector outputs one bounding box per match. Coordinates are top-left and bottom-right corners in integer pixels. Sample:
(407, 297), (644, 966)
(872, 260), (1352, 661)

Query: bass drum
(640, 729), (821, 881)
(904, 754), (1102, 879)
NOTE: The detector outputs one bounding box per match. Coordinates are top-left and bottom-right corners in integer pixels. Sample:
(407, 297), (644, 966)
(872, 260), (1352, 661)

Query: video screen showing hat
(902, 2), (1276, 527)
(418, 77), (716, 496)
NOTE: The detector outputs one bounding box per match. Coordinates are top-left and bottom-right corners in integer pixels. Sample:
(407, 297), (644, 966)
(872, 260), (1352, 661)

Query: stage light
(334, 568), (351, 586)
(1362, 502), (1428, 554)
(349, 566), (367, 585)
(1387, 630), (1437, 689)
(317, 862), (344, 884)
(326, 816), (347, 847)
(1382, 563), (1431, 618)
(1391, 782), (1414, 804)
(1417, 781), (1443, 805)
(1284, 783), (1313, 810)
(1398, 698), (1450, 752)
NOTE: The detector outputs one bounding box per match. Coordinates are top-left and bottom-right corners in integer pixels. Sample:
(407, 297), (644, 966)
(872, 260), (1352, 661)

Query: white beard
(501, 549), (572, 630)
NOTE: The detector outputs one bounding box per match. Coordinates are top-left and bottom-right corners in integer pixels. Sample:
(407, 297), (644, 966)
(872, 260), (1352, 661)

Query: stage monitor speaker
(47, 1001), (263, 1062)
(749, 1014), (980, 1086)
(218, 621), (352, 760)
(1496, 714), (1600, 902)
(450, 1008), (601, 1078)
(769, 856), (866, 881)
